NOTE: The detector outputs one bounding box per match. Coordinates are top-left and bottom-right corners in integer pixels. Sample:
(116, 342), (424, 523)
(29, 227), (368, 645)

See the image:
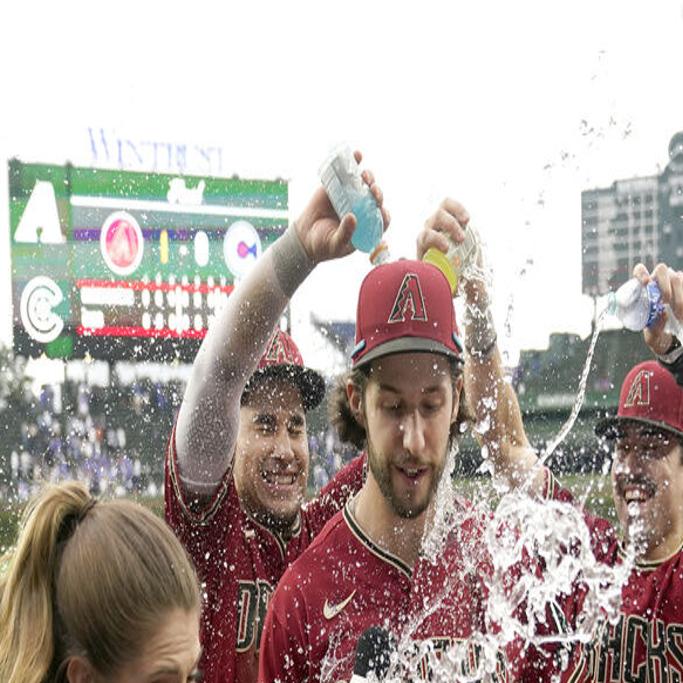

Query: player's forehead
(368, 352), (452, 392)
(242, 377), (304, 414)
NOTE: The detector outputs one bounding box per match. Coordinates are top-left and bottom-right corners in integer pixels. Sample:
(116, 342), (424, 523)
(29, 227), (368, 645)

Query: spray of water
(420, 440), (459, 564)
(539, 308), (608, 466)
(484, 493), (632, 647)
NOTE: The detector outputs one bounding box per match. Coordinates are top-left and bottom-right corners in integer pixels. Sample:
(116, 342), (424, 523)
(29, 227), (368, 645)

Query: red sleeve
(257, 574), (309, 683)
(302, 453), (365, 537)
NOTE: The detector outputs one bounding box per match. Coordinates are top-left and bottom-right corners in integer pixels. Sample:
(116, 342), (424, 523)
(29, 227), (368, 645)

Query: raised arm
(176, 157), (389, 492)
(634, 261), (683, 382)
(417, 199), (543, 493)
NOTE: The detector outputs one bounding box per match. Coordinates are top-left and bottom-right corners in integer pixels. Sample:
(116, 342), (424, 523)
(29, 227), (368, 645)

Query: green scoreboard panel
(8, 159), (288, 362)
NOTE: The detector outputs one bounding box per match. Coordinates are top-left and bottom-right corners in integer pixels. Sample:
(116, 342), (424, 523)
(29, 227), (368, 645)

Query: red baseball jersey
(258, 501), (511, 683)
(164, 429), (365, 683)
(542, 472), (683, 682)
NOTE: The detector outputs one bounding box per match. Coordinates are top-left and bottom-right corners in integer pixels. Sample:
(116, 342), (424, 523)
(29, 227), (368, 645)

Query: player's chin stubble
(366, 441), (445, 520)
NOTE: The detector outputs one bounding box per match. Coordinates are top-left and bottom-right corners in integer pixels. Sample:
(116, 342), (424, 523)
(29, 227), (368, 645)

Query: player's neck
(638, 527), (683, 563)
(353, 479), (426, 569)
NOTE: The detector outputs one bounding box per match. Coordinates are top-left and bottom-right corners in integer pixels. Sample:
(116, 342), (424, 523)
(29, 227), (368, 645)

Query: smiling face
(352, 352), (460, 519)
(610, 423), (683, 559)
(233, 377), (309, 532)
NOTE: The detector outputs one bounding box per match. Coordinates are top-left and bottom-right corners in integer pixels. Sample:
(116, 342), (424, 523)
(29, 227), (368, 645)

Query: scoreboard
(8, 160), (288, 362)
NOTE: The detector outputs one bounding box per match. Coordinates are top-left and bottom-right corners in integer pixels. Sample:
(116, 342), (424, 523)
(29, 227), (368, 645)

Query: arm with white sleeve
(175, 162), (389, 494)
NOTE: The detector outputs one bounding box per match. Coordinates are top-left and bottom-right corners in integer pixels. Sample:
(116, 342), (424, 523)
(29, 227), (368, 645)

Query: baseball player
(165, 152), (389, 683)
(258, 258), (517, 682)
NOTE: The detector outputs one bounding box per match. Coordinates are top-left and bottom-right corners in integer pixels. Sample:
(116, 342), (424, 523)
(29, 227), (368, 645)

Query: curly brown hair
(328, 358), (472, 450)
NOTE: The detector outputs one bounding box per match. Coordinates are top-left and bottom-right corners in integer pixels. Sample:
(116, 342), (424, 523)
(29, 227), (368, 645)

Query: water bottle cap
(645, 281), (665, 327)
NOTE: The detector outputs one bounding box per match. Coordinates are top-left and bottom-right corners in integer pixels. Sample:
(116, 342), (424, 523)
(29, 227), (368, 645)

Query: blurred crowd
(0, 379), (182, 501)
(0, 375), (353, 503)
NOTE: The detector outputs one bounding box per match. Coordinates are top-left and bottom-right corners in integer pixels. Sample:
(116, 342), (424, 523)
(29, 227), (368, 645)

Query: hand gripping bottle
(422, 223), (481, 296)
(319, 146), (384, 253)
(607, 278), (683, 339)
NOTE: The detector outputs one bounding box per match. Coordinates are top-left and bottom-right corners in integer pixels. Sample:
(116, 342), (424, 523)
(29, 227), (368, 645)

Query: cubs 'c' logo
(264, 333), (289, 364)
(388, 273), (428, 323)
(624, 369), (651, 408)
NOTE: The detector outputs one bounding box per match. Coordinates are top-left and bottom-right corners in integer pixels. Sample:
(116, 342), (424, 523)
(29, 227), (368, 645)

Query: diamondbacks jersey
(258, 501), (510, 683)
(164, 429), (365, 683)
(543, 472), (683, 683)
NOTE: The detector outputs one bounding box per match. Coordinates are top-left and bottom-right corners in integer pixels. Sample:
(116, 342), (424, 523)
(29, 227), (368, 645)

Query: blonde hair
(0, 481), (200, 683)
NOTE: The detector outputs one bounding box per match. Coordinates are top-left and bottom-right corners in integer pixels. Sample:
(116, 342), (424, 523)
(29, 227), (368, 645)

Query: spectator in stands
(0, 480), (201, 683)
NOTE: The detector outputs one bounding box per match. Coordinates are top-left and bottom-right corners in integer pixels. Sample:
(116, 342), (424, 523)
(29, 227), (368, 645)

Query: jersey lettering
(648, 618), (668, 683)
(624, 615), (647, 683)
(597, 615), (624, 681)
(236, 579), (274, 652)
(413, 637), (506, 681)
(575, 615), (683, 682)
(668, 624), (683, 673)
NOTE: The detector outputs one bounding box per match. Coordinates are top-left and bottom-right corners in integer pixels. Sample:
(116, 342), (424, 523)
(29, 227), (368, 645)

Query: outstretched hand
(416, 197), (470, 260)
(417, 197), (486, 303)
(633, 261), (683, 354)
(295, 151), (390, 264)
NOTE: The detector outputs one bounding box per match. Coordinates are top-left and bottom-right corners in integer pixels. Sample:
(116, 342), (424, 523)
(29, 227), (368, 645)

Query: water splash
(420, 440), (459, 564)
(484, 492), (633, 649)
(539, 308), (608, 466)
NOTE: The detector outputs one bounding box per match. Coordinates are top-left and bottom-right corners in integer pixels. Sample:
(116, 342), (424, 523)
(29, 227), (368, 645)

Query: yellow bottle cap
(423, 247), (457, 295)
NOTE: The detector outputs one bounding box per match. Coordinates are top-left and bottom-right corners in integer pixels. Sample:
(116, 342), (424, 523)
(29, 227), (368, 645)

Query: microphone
(350, 626), (394, 682)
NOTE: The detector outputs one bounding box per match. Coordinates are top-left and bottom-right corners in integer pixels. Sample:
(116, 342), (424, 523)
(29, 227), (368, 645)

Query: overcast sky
(1, 0), (682, 375)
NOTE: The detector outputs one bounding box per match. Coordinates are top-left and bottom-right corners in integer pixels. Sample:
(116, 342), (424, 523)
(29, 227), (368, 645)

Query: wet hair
(329, 357), (472, 450)
(0, 481), (200, 683)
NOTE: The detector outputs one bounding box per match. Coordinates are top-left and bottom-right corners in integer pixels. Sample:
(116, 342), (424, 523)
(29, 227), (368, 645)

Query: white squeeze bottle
(319, 146), (384, 253)
(607, 278), (683, 339)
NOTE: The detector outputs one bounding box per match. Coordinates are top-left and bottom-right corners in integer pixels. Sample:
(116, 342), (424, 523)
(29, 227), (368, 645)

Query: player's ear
(346, 379), (366, 428)
(450, 375), (463, 425)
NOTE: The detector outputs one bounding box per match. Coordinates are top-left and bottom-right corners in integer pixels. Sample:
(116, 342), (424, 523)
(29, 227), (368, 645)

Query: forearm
(652, 336), (683, 386)
(175, 224), (315, 488)
(463, 287), (539, 490)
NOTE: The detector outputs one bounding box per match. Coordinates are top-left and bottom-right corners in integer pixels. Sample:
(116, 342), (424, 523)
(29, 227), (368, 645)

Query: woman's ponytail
(0, 482), (92, 683)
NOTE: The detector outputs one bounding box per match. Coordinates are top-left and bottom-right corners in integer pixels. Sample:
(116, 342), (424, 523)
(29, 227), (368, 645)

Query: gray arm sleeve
(174, 224), (314, 492)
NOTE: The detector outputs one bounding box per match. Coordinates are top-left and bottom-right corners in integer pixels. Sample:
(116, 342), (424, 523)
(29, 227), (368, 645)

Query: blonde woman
(0, 481), (201, 683)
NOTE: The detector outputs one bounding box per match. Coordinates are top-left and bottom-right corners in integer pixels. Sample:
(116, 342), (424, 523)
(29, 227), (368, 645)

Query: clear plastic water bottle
(607, 278), (683, 338)
(422, 223), (481, 296)
(319, 146), (384, 253)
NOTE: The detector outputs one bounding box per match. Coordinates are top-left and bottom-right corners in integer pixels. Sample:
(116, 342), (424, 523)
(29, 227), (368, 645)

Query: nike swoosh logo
(323, 590), (357, 620)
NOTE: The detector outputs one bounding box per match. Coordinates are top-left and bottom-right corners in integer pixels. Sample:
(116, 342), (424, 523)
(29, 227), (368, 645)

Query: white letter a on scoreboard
(15, 180), (65, 244)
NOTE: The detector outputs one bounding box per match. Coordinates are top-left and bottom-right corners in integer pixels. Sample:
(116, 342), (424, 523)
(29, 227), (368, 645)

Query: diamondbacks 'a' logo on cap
(264, 333), (289, 363)
(624, 369), (651, 408)
(388, 273), (428, 324)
